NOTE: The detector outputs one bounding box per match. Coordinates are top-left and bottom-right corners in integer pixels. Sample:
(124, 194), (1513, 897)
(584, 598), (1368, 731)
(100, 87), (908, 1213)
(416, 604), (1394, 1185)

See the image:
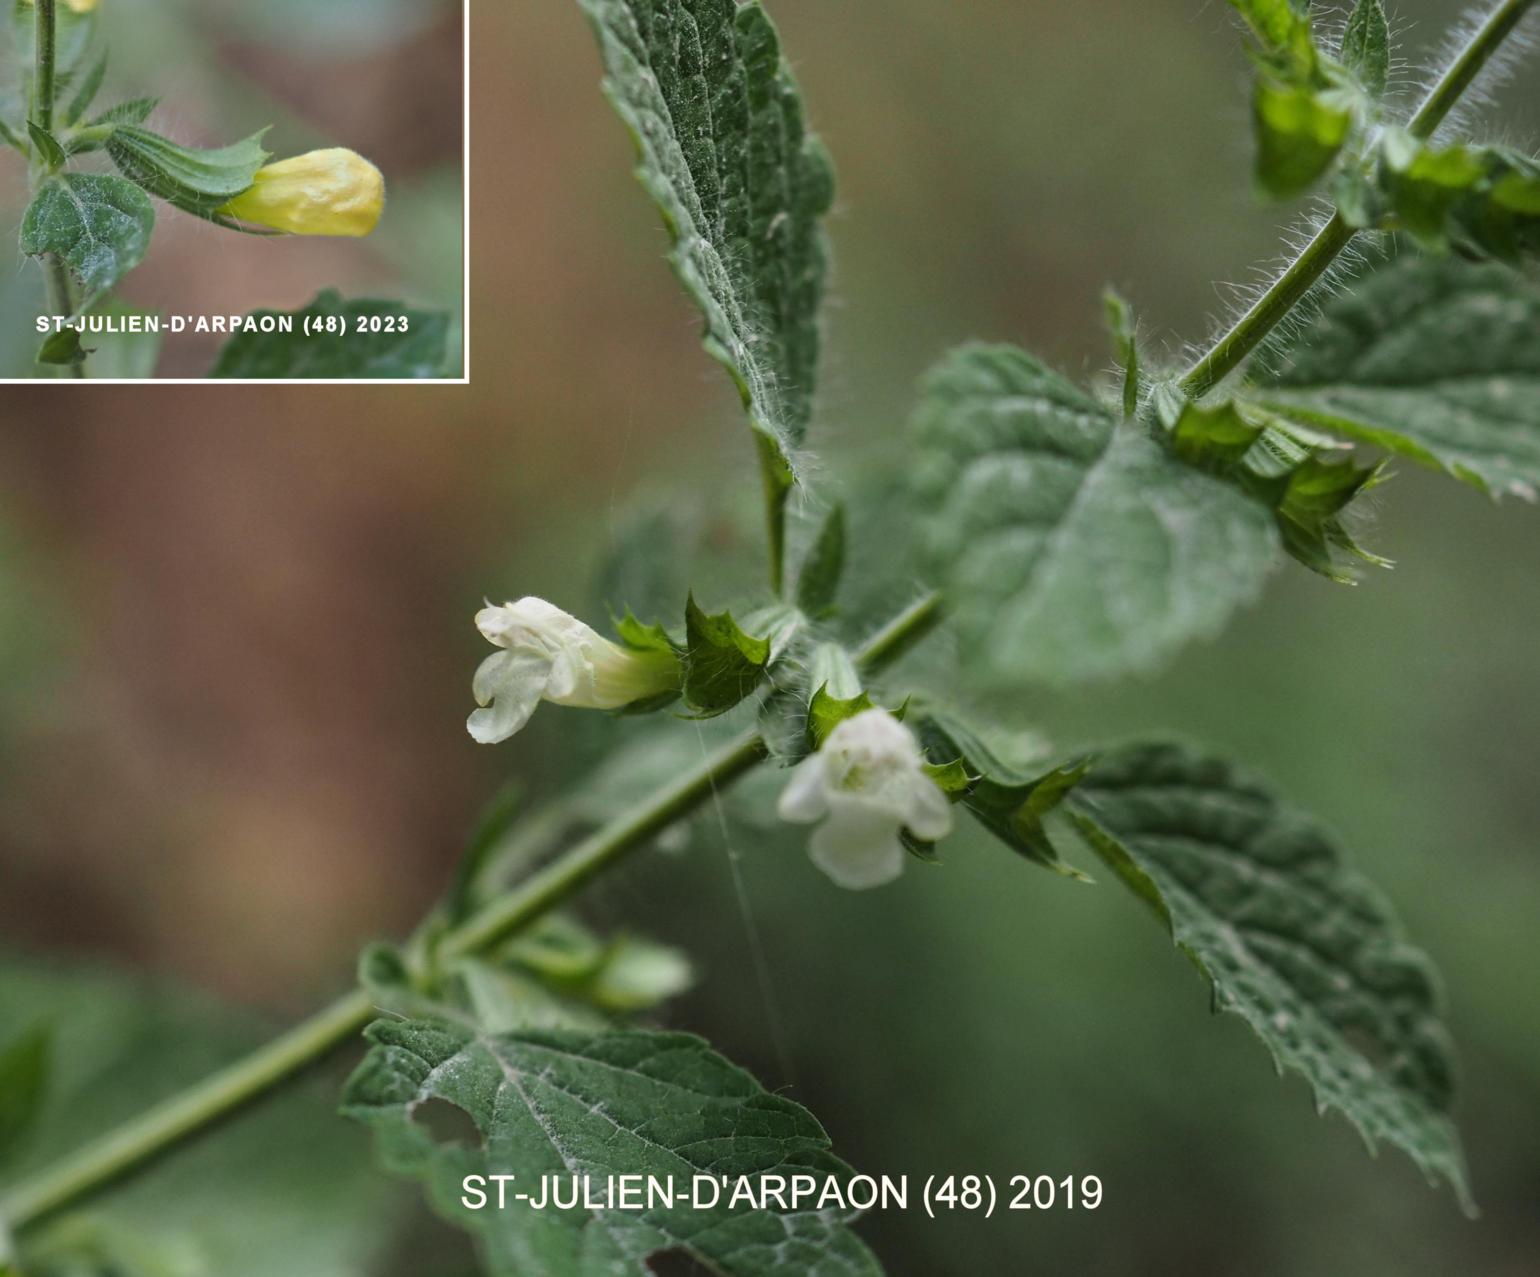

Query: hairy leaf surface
(576, 0), (835, 498)
(1068, 744), (1473, 1212)
(914, 712), (1089, 878)
(343, 1021), (883, 1277)
(19, 174), (154, 295)
(1340, 0), (1390, 98)
(1256, 254), (1540, 500)
(912, 345), (1278, 684)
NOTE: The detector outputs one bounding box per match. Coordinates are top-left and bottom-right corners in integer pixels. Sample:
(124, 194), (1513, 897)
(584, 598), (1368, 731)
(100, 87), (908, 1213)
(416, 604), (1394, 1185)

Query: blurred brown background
(3, 1), (1539, 1274)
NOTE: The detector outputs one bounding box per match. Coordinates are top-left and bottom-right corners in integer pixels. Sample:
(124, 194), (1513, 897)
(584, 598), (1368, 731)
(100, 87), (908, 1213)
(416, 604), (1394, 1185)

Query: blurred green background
(2, 0), (1538, 1274)
(0, 0), (463, 377)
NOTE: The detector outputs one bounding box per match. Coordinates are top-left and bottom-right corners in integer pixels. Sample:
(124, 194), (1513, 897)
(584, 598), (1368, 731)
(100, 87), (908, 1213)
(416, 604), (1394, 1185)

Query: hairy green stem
(1408, 0), (1537, 140)
(32, 0), (56, 133)
(41, 261), (84, 380)
(0, 988), (376, 1234)
(1178, 0), (1535, 399)
(0, 590), (944, 1237)
(1178, 213), (1354, 399)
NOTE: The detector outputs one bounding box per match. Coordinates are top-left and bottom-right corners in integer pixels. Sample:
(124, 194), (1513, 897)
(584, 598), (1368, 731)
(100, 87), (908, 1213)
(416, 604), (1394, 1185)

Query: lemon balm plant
(3, 0), (1540, 1273)
(3, 0), (451, 379)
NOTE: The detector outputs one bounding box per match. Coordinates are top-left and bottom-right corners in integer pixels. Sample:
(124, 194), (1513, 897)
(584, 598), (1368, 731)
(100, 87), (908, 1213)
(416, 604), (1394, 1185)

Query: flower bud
(777, 708), (953, 889)
(467, 597), (681, 744)
(218, 148), (384, 237)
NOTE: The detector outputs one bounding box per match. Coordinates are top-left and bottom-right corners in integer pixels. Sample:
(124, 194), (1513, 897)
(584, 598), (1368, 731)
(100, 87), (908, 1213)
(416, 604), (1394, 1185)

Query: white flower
(467, 597), (679, 744)
(776, 708), (953, 890)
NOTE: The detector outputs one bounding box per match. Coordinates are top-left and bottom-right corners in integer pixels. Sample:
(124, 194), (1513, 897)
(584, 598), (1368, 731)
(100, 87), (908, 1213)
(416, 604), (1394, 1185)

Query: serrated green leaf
(576, 0), (836, 564)
(1253, 79), (1352, 199)
(911, 345), (1279, 684)
(343, 1021), (884, 1277)
(915, 713), (1089, 877)
(0, 1027), (49, 1162)
(26, 120), (65, 170)
(794, 503), (845, 616)
(20, 173), (154, 295)
(1254, 253), (1540, 500)
(105, 125), (269, 214)
(1068, 743), (1473, 1213)
(1340, 0), (1389, 97)
(682, 594), (770, 715)
(208, 290), (451, 379)
(1159, 395), (1384, 582)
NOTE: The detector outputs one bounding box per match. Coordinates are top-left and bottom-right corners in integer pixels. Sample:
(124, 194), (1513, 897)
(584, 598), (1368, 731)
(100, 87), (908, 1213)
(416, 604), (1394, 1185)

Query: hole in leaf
(410, 1097), (482, 1147)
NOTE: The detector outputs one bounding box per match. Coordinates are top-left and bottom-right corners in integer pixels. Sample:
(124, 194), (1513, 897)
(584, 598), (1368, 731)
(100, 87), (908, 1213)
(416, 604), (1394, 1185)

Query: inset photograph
(1, 0), (465, 380)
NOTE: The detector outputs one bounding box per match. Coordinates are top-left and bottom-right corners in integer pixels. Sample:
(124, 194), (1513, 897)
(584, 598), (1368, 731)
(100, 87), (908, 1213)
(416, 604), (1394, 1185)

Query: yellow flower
(218, 148), (384, 237)
(23, 0), (98, 12)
